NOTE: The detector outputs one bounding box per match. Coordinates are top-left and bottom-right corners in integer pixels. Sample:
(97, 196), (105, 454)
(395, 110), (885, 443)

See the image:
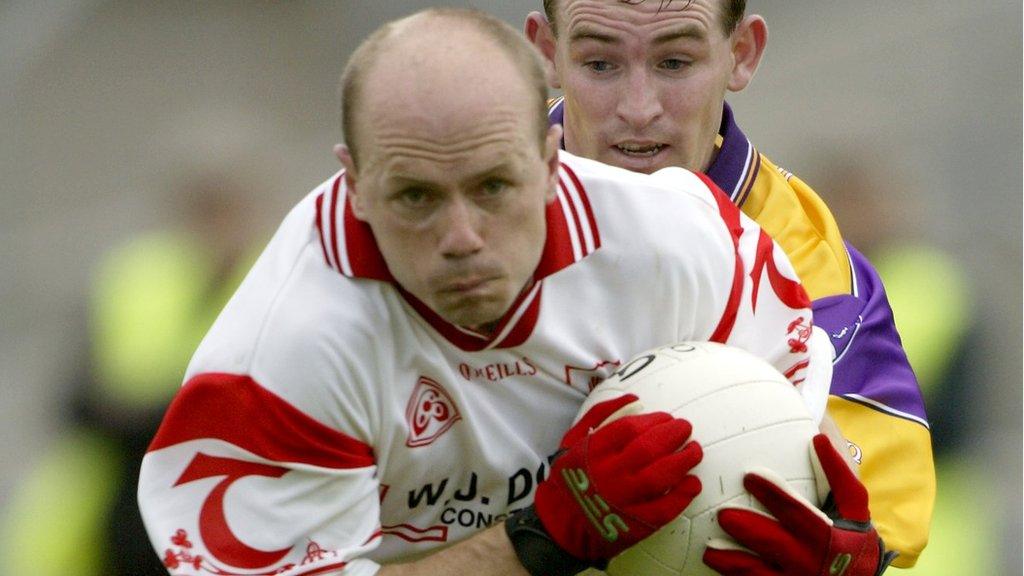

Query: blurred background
(0, 1), (1019, 574)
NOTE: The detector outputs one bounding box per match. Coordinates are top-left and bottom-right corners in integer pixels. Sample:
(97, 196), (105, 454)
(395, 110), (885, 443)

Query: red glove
(703, 434), (897, 576)
(506, 394), (703, 574)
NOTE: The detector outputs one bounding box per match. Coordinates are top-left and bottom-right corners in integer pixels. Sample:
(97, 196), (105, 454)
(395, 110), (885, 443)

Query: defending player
(525, 0), (933, 572)
(139, 8), (835, 576)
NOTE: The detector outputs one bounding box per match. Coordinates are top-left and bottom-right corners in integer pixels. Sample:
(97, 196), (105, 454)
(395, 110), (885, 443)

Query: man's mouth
(441, 274), (501, 294)
(615, 143), (666, 157)
(447, 278), (490, 292)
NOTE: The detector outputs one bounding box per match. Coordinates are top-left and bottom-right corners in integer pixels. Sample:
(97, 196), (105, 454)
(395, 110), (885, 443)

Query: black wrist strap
(505, 505), (597, 576)
(875, 538), (898, 576)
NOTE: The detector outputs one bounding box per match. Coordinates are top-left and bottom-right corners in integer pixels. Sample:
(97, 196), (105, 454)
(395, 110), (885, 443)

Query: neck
(461, 276), (536, 336)
(466, 320), (501, 336)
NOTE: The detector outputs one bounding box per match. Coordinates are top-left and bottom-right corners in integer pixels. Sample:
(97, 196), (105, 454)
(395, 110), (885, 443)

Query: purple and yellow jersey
(549, 98), (935, 567)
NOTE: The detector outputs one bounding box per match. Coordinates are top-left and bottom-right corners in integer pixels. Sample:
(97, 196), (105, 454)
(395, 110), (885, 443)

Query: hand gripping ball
(577, 342), (828, 576)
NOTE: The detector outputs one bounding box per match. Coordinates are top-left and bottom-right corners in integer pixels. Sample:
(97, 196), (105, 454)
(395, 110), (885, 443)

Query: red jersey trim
(329, 176), (345, 274)
(750, 229), (811, 311)
(784, 359), (810, 380)
(314, 192), (333, 270)
(294, 561), (351, 575)
(493, 282), (544, 349)
(394, 279), (543, 352)
(342, 183), (392, 281)
(148, 372), (375, 469)
(695, 172), (744, 344)
(562, 163), (601, 250)
(380, 523), (449, 544)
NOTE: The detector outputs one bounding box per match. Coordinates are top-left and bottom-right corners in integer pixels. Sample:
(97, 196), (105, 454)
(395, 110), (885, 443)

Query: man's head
(336, 8), (562, 332)
(527, 0), (767, 174)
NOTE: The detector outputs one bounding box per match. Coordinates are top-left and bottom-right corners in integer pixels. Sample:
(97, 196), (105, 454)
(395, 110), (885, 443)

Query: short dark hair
(543, 0), (745, 36)
(340, 8), (550, 168)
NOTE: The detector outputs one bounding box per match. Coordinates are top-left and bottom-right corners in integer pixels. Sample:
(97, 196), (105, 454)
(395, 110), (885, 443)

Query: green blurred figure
(0, 169), (264, 575)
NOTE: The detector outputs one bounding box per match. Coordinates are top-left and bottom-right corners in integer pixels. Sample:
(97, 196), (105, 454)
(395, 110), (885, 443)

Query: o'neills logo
(406, 377), (461, 447)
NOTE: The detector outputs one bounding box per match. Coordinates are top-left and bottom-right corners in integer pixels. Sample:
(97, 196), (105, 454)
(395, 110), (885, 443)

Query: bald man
(138, 8), (833, 576)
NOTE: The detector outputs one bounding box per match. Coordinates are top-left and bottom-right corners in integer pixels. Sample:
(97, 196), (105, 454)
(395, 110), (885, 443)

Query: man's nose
(439, 198), (485, 258)
(616, 69), (664, 129)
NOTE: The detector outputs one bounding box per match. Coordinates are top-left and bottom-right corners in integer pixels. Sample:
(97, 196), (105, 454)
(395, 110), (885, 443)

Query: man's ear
(543, 124), (563, 203)
(727, 15), (768, 92)
(334, 144), (367, 220)
(525, 11), (561, 90)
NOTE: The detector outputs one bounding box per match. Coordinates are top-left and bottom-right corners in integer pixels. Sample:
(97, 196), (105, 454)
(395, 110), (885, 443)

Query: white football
(576, 341), (826, 576)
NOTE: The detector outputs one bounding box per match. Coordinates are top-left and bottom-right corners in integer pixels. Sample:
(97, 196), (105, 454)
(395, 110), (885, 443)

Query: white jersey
(139, 151), (822, 576)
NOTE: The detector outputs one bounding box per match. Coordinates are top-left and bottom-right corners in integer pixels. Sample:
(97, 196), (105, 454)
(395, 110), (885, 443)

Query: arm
(385, 395), (702, 576)
(139, 373), (383, 576)
(813, 243), (935, 566)
(378, 525), (527, 576)
(142, 378), (701, 576)
(702, 245), (934, 575)
(684, 171), (827, 418)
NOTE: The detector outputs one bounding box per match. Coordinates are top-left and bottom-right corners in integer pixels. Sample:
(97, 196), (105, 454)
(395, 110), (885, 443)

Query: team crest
(405, 376), (461, 447)
(564, 360), (621, 391)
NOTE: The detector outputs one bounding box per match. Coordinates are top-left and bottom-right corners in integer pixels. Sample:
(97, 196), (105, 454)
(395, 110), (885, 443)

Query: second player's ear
(525, 12), (561, 90)
(727, 15), (768, 92)
(334, 144), (367, 220)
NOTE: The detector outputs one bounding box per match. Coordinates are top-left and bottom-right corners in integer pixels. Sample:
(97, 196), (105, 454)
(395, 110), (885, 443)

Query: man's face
(343, 42), (559, 331)
(548, 0), (737, 173)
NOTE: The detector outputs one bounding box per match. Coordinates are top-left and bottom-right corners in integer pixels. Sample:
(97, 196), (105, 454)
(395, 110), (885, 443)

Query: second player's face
(551, 0), (736, 174)
(350, 104), (558, 333)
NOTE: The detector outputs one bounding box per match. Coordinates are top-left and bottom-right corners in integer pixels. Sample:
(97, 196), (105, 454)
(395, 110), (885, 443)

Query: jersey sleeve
(699, 172), (824, 397)
(654, 168), (826, 417)
(138, 372), (384, 576)
(812, 242), (935, 567)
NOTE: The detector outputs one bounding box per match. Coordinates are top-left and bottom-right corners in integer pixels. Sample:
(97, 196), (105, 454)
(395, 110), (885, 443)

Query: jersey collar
(705, 102), (760, 207)
(315, 161), (601, 350)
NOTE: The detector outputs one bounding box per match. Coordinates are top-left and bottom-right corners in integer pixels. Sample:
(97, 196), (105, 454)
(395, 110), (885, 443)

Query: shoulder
(558, 152), (728, 234)
(557, 152), (738, 284)
(742, 153), (853, 299)
(184, 177), (388, 434)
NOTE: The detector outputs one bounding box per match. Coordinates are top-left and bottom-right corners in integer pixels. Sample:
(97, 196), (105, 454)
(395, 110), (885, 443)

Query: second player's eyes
(660, 58), (690, 71)
(396, 187), (433, 207)
(585, 60), (614, 73)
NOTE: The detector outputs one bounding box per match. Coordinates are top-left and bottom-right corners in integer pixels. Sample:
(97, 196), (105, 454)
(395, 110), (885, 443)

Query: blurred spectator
(0, 166), (267, 575)
(811, 149), (992, 575)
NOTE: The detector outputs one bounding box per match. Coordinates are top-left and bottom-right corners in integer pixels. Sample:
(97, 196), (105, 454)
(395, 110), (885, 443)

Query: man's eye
(398, 187), (431, 206)
(481, 179), (509, 196)
(585, 60), (613, 73)
(660, 58), (690, 71)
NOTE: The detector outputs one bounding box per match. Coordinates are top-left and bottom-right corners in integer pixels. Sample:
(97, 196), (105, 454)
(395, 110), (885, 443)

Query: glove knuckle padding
(616, 417), (693, 471)
(563, 393), (641, 447)
(742, 472), (832, 532)
(703, 545), (781, 576)
(637, 443), (702, 497)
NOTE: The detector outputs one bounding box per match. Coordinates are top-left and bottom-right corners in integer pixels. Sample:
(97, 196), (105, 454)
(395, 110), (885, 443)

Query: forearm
(378, 524), (529, 576)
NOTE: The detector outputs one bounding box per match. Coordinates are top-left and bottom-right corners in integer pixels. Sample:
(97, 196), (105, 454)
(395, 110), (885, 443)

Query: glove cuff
(505, 505), (600, 576)
(874, 538), (898, 576)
